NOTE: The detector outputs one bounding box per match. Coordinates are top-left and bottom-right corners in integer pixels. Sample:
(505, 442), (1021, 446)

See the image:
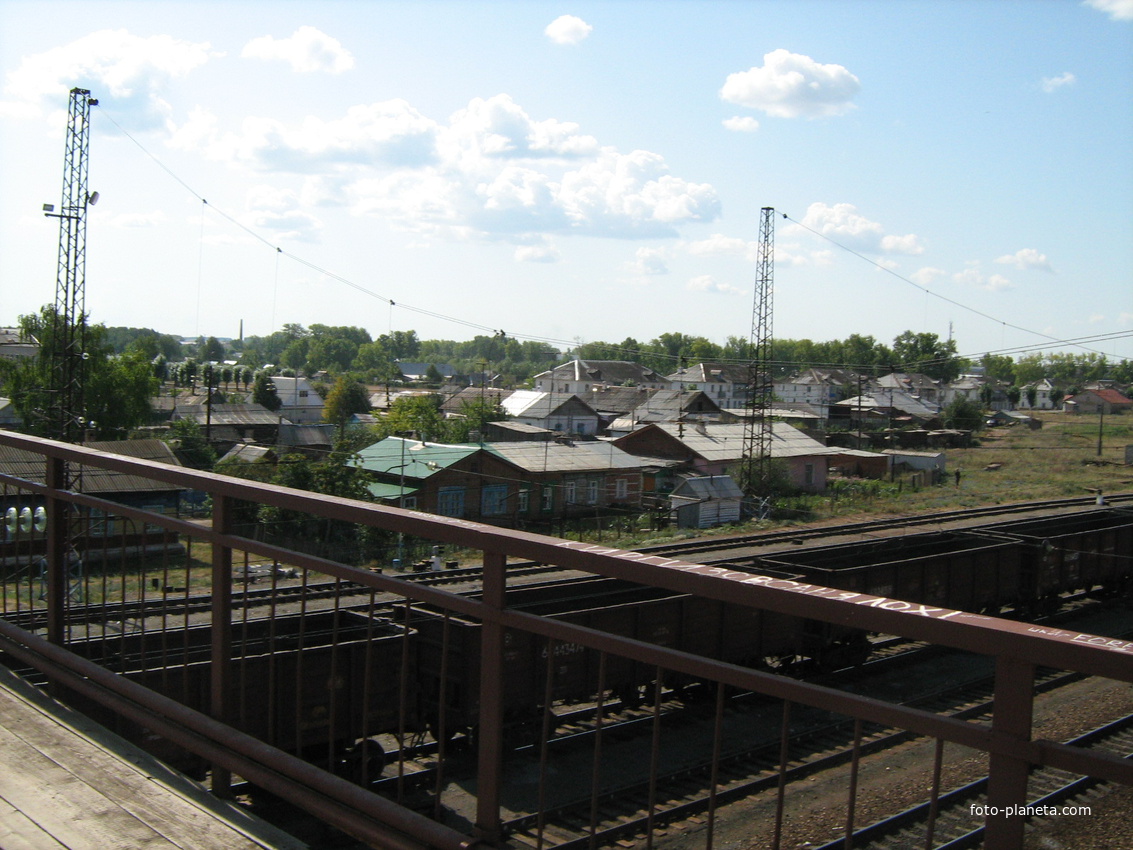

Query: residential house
(829, 392), (942, 429)
(395, 362), (456, 383)
(876, 372), (942, 407)
(1017, 378), (1055, 410)
(171, 402), (282, 447)
(613, 421), (838, 493)
(0, 328), (38, 362)
(533, 359), (669, 395)
(278, 423), (338, 456)
(439, 386), (507, 418)
(1063, 388), (1133, 415)
(484, 440), (651, 518)
(669, 475), (745, 528)
(271, 376), (325, 424)
(667, 362), (752, 409)
(605, 390), (724, 436)
(501, 391), (600, 436)
(773, 368), (862, 414)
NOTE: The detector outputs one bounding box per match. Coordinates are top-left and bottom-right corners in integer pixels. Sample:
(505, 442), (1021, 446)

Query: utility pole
(741, 207), (776, 509)
(43, 87), (98, 447)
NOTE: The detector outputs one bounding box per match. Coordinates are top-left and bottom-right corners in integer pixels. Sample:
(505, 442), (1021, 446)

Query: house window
(299, 390), (308, 398)
(615, 478), (628, 500)
(564, 480), (577, 504)
(481, 484), (508, 516)
(403, 496), (417, 510)
(587, 480), (599, 504)
(804, 463), (815, 486)
(437, 487), (465, 517)
(541, 486), (554, 512)
(517, 489), (530, 513)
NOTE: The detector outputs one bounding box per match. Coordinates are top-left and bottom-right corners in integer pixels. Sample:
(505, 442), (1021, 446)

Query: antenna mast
(741, 207), (775, 506)
(45, 87), (98, 445)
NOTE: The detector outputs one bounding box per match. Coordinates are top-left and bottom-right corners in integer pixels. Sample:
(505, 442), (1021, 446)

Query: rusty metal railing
(1, 431), (1131, 850)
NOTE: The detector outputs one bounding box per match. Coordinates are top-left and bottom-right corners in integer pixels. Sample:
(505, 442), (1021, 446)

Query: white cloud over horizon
(1041, 71), (1076, 92)
(720, 49), (860, 118)
(1085, 0), (1133, 21)
(688, 275), (744, 296)
(996, 248), (1053, 271)
(792, 202), (925, 255)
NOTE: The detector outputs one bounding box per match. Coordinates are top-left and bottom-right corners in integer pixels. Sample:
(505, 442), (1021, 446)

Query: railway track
(810, 714), (1133, 850)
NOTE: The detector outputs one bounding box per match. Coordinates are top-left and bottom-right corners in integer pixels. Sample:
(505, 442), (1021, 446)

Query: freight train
(49, 507), (1133, 777)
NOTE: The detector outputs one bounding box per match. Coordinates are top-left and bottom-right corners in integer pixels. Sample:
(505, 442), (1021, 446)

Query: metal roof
(0, 439), (184, 494)
(501, 391), (597, 419)
(173, 403), (281, 426)
(485, 440), (646, 473)
(643, 422), (834, 462)
(354, 437), (479, 480)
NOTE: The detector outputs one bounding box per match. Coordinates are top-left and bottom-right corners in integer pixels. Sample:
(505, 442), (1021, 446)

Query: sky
(1, 0), (1131, 368)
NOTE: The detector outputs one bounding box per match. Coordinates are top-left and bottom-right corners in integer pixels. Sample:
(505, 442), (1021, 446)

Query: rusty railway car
(59, 610), (412, 777)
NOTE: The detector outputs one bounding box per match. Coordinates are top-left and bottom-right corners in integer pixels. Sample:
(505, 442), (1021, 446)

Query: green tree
(385, 394), (444, 440)
(323, 376), (372, 436)
(166, 417), (217, 469)
(943, 396), (985, 431)
(252, 371), (282, 412)
(891, 331), (961, 382)
(447, 396), (509, 442)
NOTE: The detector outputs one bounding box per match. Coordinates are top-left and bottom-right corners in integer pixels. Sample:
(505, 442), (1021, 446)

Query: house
(353, 437), (515, 519)
(439, 387), (507, 418)
(395, 362), (457, 383)
(0, 397), (19, 429)
(667, 362), (752, 409)
(1018, 378), (1056, 410)
(501, 391), (600, 436)
(877, 372), (942, 407)
(605, 390), (724, 436)
(484, 440), (651, 517)
(353, 435), (649, 524)
(533, 359), (669, 395)
(774, 368), (863, 413)
(0, 328), (39, 362)
(829, 392), (941, 429)
(613, 421), (837, 493)
(278, 423), (338, 455)
(669, 475), (745, 529)
(270, 376), (325, 424)
(1063, 388), (1133, 415)
(171, 402), (282, 446)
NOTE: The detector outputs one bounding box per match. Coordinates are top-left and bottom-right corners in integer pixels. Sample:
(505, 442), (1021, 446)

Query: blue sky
(1, 0), (1130, 366)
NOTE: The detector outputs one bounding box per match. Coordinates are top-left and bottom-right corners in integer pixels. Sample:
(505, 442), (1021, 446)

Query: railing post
(210, 493), (234, 796)
(44, 456), (68, 646)
(475, 550), (507, 844)
(984, 655), (1035, 849)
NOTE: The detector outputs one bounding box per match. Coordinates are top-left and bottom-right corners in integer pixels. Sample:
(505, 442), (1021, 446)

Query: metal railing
(1, 430), (1131, 850)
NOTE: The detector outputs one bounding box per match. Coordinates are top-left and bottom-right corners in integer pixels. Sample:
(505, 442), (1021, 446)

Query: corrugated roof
(174, 403), (280, 426)
(501, 391), (597, 419)
(0, 439), (184, 494)
(354, 437), (479, 479)
(645, 421), (833, 462)
(485, 440), (646, 473)
(671, 475), (744, 500)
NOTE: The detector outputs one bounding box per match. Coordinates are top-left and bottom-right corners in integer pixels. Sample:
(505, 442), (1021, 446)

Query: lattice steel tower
(45, 87), (98, 444)
(741, 207), (775, 502)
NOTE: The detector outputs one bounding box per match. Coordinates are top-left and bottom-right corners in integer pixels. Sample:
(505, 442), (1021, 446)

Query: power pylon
(44, 87), (98, 445)
(741, 207), (775, 507)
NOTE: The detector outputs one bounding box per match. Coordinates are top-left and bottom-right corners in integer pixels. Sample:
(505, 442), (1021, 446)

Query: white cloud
(911, 267), (948, 286)
(995, 248), (1053, 271)
(1085, 0), (1133, 21)
(174, 92), (719, 243)
(630, 247), (671, 276)
(242, 185), (322, 242)
(953, 267), (1014, 291)
(795, 202), (924, 254)
(241, 26), (354, 74)
(720, 49), (860, 119)
(545, 15), (593, 45)
(515, 243), (561, 263)
(686, 233), (756, 259)
(1041, 71), (1076, 93)
(1088, 313), (1106, 323)
(722, 116), (760, 133)
(688, 275), (744, 296)
(2, 29), (214, 130)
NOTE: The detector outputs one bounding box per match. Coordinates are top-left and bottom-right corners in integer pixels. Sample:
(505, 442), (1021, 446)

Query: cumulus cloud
(953, 267), (1014, 291)
(630, 247), (671, 276)
(1085, 0), (1133, 21)
(720, 49), (860, 118)
(686, 233), (756, 259)
(688, 275), (744, 296)
(242, 185), (322, 242)
(545, 15), (593, 45)
(242, 26), (354, 73)
(2, 29), (213, 130)
(173, 92), (719, 243)
(1041, 71), (1076, 93)
(995, 248), (1053, 271)
(722, 116), (760, 133)
(910, 267), (948, 286)
(794, 202), (924, 255)
(515, 243), (561, 263)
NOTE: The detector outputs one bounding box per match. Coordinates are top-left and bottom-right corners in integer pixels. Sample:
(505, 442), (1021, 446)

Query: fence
(1, 430), (1131, 850)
